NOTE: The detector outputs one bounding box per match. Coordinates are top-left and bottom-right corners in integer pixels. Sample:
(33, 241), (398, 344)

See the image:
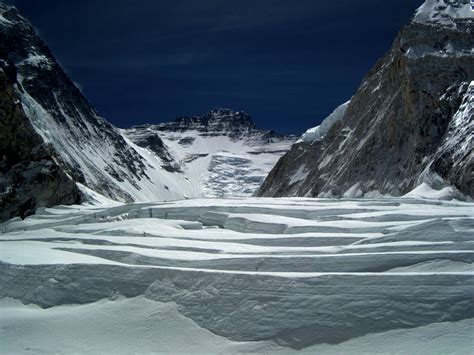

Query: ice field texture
(1, 197), (473, 353)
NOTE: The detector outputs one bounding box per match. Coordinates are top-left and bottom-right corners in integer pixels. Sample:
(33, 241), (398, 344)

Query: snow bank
(300, 318), (474, 354)
(299, 100), (350, 144)
(414, 0), (474, 28)
(3, 296), (472, 354)
(404, 182), (464, 200)
(1, 197), (473, 351)
(0, 297), (280, 354)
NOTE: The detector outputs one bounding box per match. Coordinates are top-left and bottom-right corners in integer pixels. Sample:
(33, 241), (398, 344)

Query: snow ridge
(1, 197), (473, 351)
(125, 110), (296, 198)
(414, 0), (474, 28)
(299, 100), (350, 144)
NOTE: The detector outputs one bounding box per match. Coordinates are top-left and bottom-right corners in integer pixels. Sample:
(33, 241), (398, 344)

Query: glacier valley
(1, 0), (473, 353)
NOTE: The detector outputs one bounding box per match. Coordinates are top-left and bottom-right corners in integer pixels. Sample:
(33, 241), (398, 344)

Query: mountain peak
(413, 0), (474, 28)
(203, 108), (255, 127)
(208, 108), (246, 117)
(154, 108), (257, 133)
(0, 4), (26, 29)
(258, 0), (474, 199)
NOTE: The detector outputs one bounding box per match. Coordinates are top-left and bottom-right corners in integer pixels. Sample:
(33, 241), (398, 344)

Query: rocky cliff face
(125, 109), (295, 197)
(0, 4), (295, 216)
(258, 0), (473, 199)
(153, 109), (257, 136)
(0, 60), (81, 220)
(0, 3), (200, 215)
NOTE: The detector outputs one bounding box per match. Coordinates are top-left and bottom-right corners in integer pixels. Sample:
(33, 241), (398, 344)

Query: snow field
(1, 197), (473, 351)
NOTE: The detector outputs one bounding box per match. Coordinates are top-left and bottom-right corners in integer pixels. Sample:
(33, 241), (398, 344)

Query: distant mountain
(0, 4), (294, 220)
(0, 3), (198, 210)
(258, 0), (473, 199)
(124, 109), (295, 197)
(149, 109), (257, 134)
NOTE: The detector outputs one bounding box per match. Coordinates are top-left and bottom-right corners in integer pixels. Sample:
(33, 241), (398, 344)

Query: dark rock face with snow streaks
(125, 109), (295, 197)
(155, 109), (257, 136)
(0, 60), (81, 221)
(258, 0), (474, 199)
(0, 4), (294, 219)
(0, 3), (151, 204)
(0, 3), (206, 221)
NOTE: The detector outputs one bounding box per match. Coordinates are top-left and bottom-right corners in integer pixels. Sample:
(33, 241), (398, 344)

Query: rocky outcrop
(152, 109), (257, 137)
(0, 4), (149, 202)
(0, 60), (81, 221)
(0, 3), (200, 213)
(124, 126), (182, 173)
(258, 0), (473, 199)
(0, 3), (295, 213)
(125, 109), (296, 197)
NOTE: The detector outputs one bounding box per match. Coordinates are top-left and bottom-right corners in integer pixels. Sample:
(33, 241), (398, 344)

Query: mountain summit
(0, 3), (198, 210)
(258, 0), (473, 199)
(153, 109), (257, 134)
(413, 0), (474, 28)
(0, 4), (293, 220)
(124, 110), (295, 197)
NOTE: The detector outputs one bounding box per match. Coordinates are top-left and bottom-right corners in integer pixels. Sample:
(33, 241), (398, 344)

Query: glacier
(1, 196), (473, 352)
(124, 109), (295, 198)
(1, 0), (473, 353)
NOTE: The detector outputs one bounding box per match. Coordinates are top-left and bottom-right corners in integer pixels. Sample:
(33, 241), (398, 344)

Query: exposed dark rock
(0, 3), (202, 208)
(125, 127), (182, 173)
(0, 3), (160, 204)
(258, 1), (473, 199)
(154, 109), (257, 137)
(124, 109), (296, 197)
(0, 60), (81, 221)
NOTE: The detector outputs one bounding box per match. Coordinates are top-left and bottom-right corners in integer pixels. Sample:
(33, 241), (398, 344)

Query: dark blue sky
(6, 0), (422, 133)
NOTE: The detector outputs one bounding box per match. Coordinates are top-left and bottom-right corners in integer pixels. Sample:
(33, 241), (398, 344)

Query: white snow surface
(299, 100), (350, 144)
(404, 182), (463, 200)
(18, 54), (52, 69)
(0, 297), (282, 354)
(2, 297), (473, 355)
(17, 85), (196, 203)
(128, 126), (295, 198)
(2, 197), (473, 268)
(414, 0), (474, 28)
(1, 197), (473, 352)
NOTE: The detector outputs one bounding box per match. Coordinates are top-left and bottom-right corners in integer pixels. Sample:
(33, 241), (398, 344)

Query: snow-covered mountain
(298, 101), (350, 144)
(0, 4), (196, 209)
(0, 59), (82, 221)
(124, 109), (295, 197)
(258, 0), (474, 199)
(0, 4), (294, 220)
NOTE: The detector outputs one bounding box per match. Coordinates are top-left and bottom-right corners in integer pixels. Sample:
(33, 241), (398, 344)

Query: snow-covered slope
(124, 109), (295, 197)
(0, 4), (198, 206)
(299, 101), (350, 144)
(2, 297), (473, 354)
(0, 5), (294, 219)
(414, 0), (474, 28)
(258, 0), (474, 199)
(1, 197), (473, 352)
(0, 4), (200, 209)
